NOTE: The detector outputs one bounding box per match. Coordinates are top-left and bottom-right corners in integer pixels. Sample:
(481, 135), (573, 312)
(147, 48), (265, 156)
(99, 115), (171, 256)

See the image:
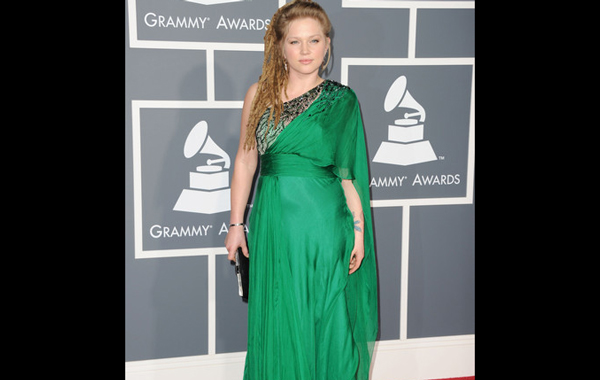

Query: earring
(283, 58), (288, 71)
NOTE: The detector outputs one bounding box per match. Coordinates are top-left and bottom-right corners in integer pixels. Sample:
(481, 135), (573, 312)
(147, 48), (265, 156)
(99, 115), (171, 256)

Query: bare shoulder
(244, 82), (259, 103)
(240, 83), (259, 128)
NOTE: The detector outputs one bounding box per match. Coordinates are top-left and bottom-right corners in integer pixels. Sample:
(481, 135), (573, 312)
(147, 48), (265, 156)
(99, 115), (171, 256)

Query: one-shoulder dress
(244, 79), (378, 380)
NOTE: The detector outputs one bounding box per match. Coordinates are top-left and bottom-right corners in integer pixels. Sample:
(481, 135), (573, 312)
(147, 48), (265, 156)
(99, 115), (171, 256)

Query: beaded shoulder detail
(256, 81), (325, 155)
(310, 79), (350, 111)
(256, 80), (351, 154)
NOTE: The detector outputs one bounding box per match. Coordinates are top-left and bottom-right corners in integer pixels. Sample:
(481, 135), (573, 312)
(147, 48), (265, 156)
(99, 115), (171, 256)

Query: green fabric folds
(244, 80), (378, 380)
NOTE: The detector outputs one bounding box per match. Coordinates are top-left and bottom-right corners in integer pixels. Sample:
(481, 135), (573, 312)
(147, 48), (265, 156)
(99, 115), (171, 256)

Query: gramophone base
(373, 140), (437, 166)
(173, 188), (230, 214)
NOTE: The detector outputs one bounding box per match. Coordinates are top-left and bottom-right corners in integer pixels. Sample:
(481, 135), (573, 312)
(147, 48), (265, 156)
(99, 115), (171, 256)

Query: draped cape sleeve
(327, 88), (379, 379)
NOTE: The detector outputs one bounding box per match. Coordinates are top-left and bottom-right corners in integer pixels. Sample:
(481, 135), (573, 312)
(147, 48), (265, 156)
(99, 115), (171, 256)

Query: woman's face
(281, 17), (330, 78)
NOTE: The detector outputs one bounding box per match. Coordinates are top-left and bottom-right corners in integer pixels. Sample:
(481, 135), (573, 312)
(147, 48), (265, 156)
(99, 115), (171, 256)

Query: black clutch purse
(235, 247), (249, 301)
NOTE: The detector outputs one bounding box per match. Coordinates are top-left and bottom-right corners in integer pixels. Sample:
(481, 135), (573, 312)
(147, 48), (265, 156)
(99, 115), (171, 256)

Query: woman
(224, 1), (378, 379)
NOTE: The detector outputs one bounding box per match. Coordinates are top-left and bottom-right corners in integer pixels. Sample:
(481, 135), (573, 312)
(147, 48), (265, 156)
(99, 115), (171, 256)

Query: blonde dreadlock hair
(243, 0), (332, 151)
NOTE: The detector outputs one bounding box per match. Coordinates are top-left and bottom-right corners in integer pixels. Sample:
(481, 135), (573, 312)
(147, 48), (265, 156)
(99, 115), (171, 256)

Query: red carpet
(432, 377), (474, 380)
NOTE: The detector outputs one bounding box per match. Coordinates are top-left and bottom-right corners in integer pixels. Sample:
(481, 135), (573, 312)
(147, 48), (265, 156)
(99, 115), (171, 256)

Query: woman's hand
(349, 232), (364, 274)
(225, 226), (249, 262)
(341, 179), (365, 275)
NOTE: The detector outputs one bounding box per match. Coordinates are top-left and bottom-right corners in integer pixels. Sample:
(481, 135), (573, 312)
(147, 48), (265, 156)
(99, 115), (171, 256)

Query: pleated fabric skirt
(243, 153), (358, 380)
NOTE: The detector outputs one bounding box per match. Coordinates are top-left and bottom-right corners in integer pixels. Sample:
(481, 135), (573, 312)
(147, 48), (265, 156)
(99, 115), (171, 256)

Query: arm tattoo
(352, 212), (362, 232)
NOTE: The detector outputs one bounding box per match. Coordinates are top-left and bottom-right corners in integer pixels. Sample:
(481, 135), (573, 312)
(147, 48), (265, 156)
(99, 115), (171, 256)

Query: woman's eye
(290, 40), (299, 45)
(311, 39), (320, 44)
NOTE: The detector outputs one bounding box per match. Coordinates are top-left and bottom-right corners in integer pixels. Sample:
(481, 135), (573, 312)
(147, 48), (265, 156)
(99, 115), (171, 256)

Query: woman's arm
(225, 83), (259, 261)
(341, 179), (364, 274)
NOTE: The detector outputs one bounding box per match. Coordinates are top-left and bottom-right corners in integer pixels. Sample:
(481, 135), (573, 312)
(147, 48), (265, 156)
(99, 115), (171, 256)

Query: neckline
(283, 79), (327, 104)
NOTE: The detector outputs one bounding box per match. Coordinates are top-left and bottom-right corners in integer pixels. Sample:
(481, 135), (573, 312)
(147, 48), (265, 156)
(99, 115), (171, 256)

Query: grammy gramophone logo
(373, 75), (437, 166)
(173, 120), (231, 214)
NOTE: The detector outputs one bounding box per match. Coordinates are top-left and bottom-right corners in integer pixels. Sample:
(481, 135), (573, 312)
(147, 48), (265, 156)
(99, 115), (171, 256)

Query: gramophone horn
(183, 120), (231, 168)
(384, 75), (426, 122)
(385, 76), (408, 112)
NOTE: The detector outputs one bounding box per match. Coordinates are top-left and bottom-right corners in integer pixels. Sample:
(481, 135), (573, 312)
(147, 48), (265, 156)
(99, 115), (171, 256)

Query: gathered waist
(260, 153), (335, 178)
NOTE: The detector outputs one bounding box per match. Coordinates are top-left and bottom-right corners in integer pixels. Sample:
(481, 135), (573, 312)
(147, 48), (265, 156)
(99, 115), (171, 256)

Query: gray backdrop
(126, 0), (474, 362)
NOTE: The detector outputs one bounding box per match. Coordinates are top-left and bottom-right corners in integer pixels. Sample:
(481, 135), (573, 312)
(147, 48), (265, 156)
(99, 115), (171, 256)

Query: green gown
(244, 79), (378, 380)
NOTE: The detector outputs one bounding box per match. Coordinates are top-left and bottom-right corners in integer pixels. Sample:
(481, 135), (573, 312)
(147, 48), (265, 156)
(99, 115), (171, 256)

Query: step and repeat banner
(126, 0), (474, 376)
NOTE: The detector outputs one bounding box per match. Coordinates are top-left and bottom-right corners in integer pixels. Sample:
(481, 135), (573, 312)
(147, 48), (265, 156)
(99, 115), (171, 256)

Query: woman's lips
(299, 59), (313, 65)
